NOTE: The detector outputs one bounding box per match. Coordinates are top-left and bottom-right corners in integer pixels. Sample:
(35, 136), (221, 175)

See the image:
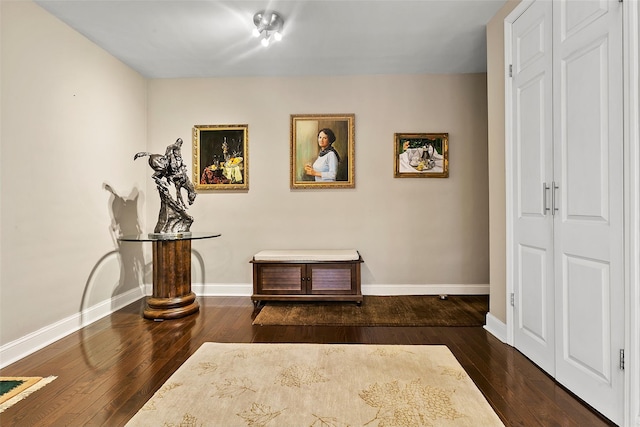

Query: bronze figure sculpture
(135, 138), (197, 235)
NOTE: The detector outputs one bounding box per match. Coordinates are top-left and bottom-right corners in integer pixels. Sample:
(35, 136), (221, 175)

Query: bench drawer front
(255, 264), (305, 294)
(309, 264), (355, 294)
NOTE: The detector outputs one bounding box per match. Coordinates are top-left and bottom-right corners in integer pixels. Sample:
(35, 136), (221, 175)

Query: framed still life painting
(290, 114), (355, 189)
(394, 133), (449, 178)
(193, 124), (248, 191)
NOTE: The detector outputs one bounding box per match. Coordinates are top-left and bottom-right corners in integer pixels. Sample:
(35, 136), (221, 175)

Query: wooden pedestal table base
(117, 232), (221, 320)
(144, 239), (198, 320)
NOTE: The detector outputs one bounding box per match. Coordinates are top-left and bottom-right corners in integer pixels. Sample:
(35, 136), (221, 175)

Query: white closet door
(511, 0), (555, 375)
(552, 0), (624, 424)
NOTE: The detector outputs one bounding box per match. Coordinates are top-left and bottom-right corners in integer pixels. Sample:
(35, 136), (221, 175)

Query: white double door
(510, 0), (624, 424)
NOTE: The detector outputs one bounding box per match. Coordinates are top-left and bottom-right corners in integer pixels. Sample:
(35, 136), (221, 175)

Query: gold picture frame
(193, 124), (248, 191)
(394, 133), (449, 178)
(290, 114), (355, 189)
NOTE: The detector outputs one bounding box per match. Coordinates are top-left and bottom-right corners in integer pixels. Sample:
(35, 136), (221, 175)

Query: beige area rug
(252, 295), (488, 326)
(0, 376), (57, 413)
(126, 343), (504, 427)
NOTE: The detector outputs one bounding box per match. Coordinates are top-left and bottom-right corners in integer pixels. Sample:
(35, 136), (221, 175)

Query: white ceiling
(34, 0), (507, 79)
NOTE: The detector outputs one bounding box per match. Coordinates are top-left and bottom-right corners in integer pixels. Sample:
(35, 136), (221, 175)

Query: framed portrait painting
(192, 124), (248, 191)
(290, 114), (355, 189)
(394, 133), (449, 178)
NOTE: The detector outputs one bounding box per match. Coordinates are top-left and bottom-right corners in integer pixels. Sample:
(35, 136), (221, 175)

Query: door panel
(563, 254), (610, 381)
(512, 0), (555, 375)
(563, 38), (610, 220)
(518, 245), (549, 344)
(553, 0), (624, 423)
(518, 75), (547, 216)
(559, 0), (609, 41)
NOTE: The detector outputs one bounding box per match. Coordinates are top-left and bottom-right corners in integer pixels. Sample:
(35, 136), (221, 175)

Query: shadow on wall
(79, 183), (148, 321)
(191, 249), (206, 295)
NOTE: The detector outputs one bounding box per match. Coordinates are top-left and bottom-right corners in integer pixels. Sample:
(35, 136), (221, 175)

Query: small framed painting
(193, 124), (248, 191)
(290, 114), (355, 189)
(394, 133), (449, 178)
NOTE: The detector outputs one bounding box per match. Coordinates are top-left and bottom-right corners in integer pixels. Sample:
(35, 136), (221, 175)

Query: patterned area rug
(126, 343), (504, 427)
(0, 376), (57, 413)
(252, 295), (488, 326)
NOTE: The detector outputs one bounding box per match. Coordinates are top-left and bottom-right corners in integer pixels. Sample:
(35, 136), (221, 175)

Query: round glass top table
(118, 231), (221, 242)
(118, 232), (221, 320)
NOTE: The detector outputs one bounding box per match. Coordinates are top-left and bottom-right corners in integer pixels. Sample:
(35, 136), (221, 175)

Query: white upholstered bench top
(253, 249), (360, 262)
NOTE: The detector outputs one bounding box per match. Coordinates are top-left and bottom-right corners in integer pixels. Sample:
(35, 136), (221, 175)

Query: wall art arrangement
(290, 114), (355, 189)
(394, 133), (449, 178)
(193, 124), (248, 191)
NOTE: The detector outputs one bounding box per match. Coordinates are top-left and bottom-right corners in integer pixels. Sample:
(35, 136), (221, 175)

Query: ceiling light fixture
(252, 10), (284, 47)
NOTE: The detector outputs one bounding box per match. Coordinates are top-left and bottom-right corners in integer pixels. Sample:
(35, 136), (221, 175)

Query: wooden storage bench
(251, 249), (363, 306)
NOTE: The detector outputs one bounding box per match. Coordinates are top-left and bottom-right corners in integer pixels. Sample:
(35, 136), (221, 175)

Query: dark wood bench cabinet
(251, 250), (363, 306)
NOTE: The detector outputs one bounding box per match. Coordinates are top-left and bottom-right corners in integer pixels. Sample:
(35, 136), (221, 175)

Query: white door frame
(504, 1), (640, 426)
(622, 2), (640, 426)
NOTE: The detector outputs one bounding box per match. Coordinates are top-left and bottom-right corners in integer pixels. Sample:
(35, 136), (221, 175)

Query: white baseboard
(362, 283), (490, 295)
(185, 283), (489, 296)
(195, 283), (253, 296)
(150, 283), (490, 296)
(2, 283), (490, 369)
(0, 287), (144, 369)
(484, 312), (508, 343)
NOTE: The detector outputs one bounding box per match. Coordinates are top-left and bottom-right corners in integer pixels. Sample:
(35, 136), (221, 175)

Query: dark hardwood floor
(0, 297), (615, 426)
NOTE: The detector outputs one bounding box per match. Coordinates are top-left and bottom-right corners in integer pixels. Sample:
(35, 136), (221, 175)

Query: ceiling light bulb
(261, 36), (270, 47)
(252, 28), (261, 38)
(273, 31), (282, 42)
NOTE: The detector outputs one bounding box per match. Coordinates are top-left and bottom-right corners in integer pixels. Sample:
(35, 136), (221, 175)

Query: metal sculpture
(135, 138), (197, 235)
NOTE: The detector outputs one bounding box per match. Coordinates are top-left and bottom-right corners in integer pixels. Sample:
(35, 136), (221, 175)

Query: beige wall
(147, 74), (490, 290)
(486, 0), (521, 323)
(0, 1), (148, 346)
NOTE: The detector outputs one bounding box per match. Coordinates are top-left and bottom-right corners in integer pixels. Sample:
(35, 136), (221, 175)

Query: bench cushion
(253, 249), (359, 262)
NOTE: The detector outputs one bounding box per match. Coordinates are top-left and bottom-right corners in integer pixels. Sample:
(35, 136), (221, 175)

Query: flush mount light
(252, 10), (284, 47)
